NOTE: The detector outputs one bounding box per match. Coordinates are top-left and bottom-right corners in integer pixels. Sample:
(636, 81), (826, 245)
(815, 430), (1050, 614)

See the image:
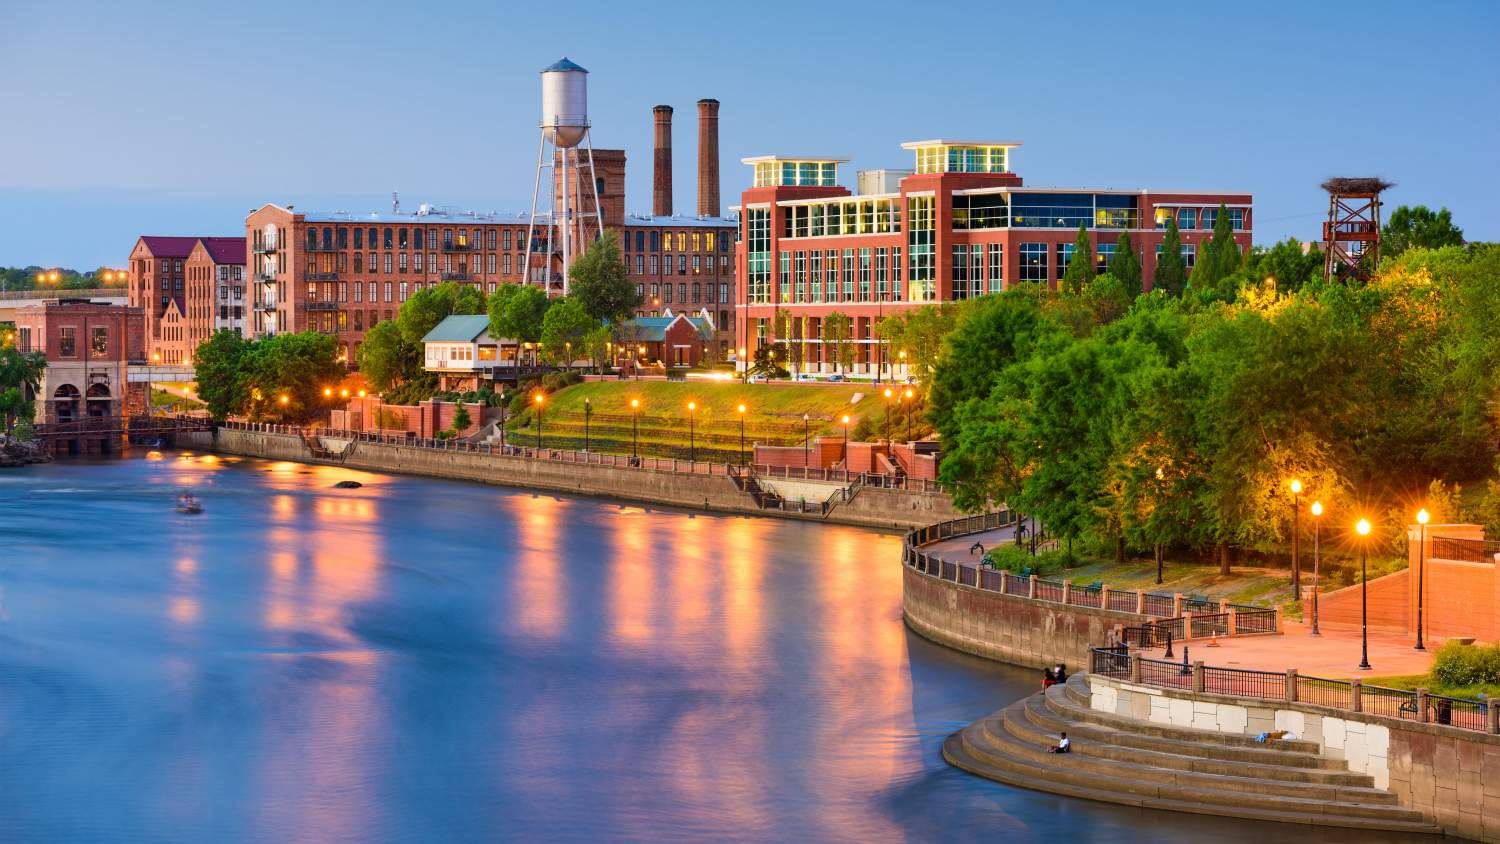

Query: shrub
(982, 544), (1068, 577)
(1431, 640), (1500, 688)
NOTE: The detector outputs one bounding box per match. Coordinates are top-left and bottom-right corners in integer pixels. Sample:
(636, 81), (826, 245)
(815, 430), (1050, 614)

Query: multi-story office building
(734, 139), (1251, 376)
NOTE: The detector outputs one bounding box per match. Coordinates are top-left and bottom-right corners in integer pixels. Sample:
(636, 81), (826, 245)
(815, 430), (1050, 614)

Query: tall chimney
(696, 99), (720, 218)
(652, 105), (673, 217)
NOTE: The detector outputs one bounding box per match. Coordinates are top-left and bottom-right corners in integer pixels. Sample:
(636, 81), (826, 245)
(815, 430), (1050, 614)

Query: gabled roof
(422, 314), (494, 344)
(137, 236), (201, 259)
(622, 313), (713, 342)
(197, 237), (245, 265)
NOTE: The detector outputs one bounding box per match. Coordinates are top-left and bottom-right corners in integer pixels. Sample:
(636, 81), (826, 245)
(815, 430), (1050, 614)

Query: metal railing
(1092, 647), (1499, 736)
(1430, 536), (1500, 563)
(1234, 609), (1277, 634)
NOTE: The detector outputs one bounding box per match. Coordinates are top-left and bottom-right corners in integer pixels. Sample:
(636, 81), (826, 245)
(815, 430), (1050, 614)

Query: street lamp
(840, 413), (851, 472)
(1356, 517), (1373, 671)
(903, 387), (915, 442)
(584, 398), (592, 453)
(630, 397), (640, 460)
(323, 387), (333, 398)
(1289, 478), (1303, 595)
(738, 347), (748, 384)
(803, 413), (811, 468)
(737, 403), (747, 467)
(533, 392), (545, 451)
(882, 387), (894, 458)
(687, 401), (697, 464)
(1310, 500), (1324, 636)
(1415, 507), (1430, 651)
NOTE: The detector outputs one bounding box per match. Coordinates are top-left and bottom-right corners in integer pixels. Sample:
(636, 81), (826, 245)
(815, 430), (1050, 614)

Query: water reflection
(0, 457), (1341, 844)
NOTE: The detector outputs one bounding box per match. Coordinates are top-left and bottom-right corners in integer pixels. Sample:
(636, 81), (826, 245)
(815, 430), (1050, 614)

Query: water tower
(523, 57), (605, 295)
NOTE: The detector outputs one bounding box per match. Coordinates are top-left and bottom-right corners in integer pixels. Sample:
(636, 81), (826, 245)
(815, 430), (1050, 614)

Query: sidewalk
(1136, 620), (1435, 680)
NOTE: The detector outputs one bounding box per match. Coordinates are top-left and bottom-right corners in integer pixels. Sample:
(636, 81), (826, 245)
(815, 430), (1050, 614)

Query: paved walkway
(1137, 620), (1435, 680)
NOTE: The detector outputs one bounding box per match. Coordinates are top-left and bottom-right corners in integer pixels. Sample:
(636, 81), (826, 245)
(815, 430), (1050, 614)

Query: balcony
(255, 301), (277, 312)
(440, 271), (469, 281)
(256, 273), (277, 283)
(305, 301), (340, 311)
(253, 245), (278, 255)
(309, 272), (340, 281)
(305, 243), (342, 252)
(442, 242), (472, 252)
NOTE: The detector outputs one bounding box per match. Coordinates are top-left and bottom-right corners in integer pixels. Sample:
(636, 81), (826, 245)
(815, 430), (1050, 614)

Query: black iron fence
(1430, 536), (1500, 563)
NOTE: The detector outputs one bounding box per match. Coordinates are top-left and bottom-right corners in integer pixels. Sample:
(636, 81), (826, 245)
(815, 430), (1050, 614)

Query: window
(1229, 209), (1246, 230)
(367, 252), (376, 273)
(907, 196), (935, 301)
(779, 252), (791, 302)
(650, 231), (659, 252)
(1177, 208), (1196, 230)
(91, 326), (107, 356)
(399, 228), (409, 249)
(746, 208), (771, 304)
(354, 282), (362, 303)
(650, 255), (660, 275)
(59, 326), (76, 357)
(951, 245), (970, 299)
(635, 255), (643, 274)
(719, 283), (729, 303)
(503, 230), (513, 250)
(987, 243), (1004, 292)
(384, 282), (393, 302)
(1020, 243), (1048, 282)
(400, 282), (409, 301)
(354, 228), (364, 249)
(414, 229), (424, 250)
(663, 282), (673, 304)
(399, 253), (408, 273)
(415, 252), (424, 272)
(1058, 242), (1075, 279)
(1201, 208), (1218, 231)
(383, 228), (394, 248)
(1182, 244), (1196, 269)
(384, 253), (393, 273)
(1096, 242), (1116, 273)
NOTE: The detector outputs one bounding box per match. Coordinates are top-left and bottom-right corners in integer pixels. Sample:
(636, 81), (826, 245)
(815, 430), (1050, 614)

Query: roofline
(900, 140), (1024, 149)
(741, 155), (850, 165)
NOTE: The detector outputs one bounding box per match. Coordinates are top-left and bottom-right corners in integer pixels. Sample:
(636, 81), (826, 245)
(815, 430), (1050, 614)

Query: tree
(1190, 203), (1242, 293)
(568, 231), (640, 324)
(398, 281), (483, 347)
(241, 332), (346, 422)
(583, 324), (613, 373)
(192, 330), (250, 421)
(357, 320), (414, 394)
(540, 296), (594, 368)
(1382, 205), (1464, 258)
(1154, 217), (1187, 296)
(1108, 232), (1142, 297)
(1060, 223), (1095, 294)
(0, 345), (46, 432)
(751, 343), (790, 379)
(450, 403), (472, 435)
(1245, 238), (1323, 293)
(488, 283), (550, 345)
(823, 311), (852, 373)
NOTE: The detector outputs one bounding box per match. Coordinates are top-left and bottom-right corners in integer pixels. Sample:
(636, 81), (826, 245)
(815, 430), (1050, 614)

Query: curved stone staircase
(944, 673), (1442, 835)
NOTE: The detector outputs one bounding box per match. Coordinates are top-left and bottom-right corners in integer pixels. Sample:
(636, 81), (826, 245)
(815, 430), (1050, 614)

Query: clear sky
(2, 0), (1496, 269)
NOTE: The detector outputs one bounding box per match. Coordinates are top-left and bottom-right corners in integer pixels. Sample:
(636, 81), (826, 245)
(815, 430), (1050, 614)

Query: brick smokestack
(652, 105), (673, 217)
(696, 98), (720, 217)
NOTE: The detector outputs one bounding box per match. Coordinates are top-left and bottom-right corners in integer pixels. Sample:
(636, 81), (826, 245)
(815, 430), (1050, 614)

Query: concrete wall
(183, 427), (962, 530)
(901, 564), (1139, 670)
(1089, 673), (1500, 842)
(1315, 568), (1411, 634)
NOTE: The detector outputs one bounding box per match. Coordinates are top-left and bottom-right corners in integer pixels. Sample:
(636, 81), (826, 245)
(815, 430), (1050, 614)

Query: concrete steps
(943, 674), (1442, 836)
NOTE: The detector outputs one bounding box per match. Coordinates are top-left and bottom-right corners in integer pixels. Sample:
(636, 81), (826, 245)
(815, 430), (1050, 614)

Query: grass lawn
(1364, 674), (1500, 701)
(1039, 556), (1294, 608)
(507, 380), (892, 458)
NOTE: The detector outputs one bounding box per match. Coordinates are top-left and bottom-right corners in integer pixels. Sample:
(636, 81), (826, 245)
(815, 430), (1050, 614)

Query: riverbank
(183, 426), (962, 530)
(0, 434), (50, 467)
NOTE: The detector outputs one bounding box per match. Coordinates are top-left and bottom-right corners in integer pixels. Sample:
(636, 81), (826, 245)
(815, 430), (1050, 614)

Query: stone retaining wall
(1088, 672), (1500, 842)
(183, 427), (960, 530)
(901, 564), (1140, 669)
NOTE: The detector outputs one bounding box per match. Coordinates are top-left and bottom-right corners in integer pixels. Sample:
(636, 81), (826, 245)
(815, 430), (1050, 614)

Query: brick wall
(1313, 568), (1411, 633)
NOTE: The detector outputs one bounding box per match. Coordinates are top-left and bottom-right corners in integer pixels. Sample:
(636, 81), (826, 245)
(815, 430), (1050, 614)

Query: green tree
(1382, 205), (1464, 258)
(488, 284), (551, 345)
(751, 343), (790, 379)
(0, 345), (46, 432)
(450, 404), (472, 435)
(1108, 231), (1142, 297)
(1245, 238), (1324, 293)
(1061, 223), (1095, 294)
(540, 296), (594, 368)
(583, 324), (613, 373)
(242, 332), (346, 423)
(356, 320), (415, 394)
(398, 281), (483, 347)
(823, 311), (852, 373)
(191, 330), (250, 421)
(1154, 217), (1187, 296)
(1191, 203), (1242, 293)
(568, 231), (640, 324)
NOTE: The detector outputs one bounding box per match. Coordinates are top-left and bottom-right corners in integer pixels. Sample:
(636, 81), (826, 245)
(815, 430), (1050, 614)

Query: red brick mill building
(733, 140), (1252, 377)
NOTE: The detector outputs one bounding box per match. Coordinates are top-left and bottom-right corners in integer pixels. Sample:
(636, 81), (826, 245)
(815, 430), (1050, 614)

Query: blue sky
(2, 0), (1496, 269)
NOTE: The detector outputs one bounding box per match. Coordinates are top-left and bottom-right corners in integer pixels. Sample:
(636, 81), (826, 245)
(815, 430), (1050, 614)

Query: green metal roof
(623, 315), (713, 342)
(422, 314), (493, 343)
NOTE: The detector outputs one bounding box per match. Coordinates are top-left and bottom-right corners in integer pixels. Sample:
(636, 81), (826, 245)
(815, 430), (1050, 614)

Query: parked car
(748, 374), (768, 384)
(795, 372), (818, 382)
(826, 373), (845, 382)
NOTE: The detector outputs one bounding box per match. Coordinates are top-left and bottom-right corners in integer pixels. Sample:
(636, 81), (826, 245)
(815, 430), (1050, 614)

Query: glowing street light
(278, 394), (289, 405)
(737, 403), (748, 466)
(533, 392), (545, 450)
(1288, 478), (1303, 594)
(1356, 517), (1373, 671)
(840, 414), (851, 471)
(584, 398), (592, 453)
(323, 387), (333, 398)
(357, 389), (367, 398)
(1310, 500), (1324, 636)
(687, 401), (697, 464)
(738, 347), (748, 383)
(1415, 508), (1430, 651)
(630, 397), (640, 460)
(904, 387), (915, 442)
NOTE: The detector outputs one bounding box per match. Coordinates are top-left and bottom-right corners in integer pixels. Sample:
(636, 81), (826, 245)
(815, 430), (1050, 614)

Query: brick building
(733, 140), (1252, 377)
(128, 235), (243, 364)
(184, 237), (247, 352)
(12, 298), (146, 423)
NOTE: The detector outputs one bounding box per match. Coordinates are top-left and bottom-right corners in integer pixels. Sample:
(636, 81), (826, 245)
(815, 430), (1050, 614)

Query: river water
(0, 454), (1378, 843)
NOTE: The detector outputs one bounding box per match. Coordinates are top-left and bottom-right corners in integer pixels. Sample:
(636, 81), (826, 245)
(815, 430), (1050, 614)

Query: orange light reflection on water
(511, 495), (566, 640)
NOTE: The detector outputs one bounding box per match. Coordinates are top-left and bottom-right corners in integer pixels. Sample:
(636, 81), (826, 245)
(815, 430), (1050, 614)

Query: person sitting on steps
(1042, 662), (1068, 688)
(1048, 732), (1070, 754)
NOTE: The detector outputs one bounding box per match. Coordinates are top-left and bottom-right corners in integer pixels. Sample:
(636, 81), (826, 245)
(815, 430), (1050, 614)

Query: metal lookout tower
(523, 57), (605, 296)
(1321, 177), (1393, 281)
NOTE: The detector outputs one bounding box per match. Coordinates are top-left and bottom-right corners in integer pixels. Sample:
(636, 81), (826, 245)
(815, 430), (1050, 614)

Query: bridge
(32, 414), (213, 455)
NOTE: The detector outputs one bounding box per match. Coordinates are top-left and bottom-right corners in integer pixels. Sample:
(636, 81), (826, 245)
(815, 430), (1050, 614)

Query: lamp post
(904, 387), (914, 442)
(882, 387), (894, 456)
(630, 398), (640, 460)
(534, 392), (544, 451)
(840, 413), (851, 475)
(1415, 507), (1430, 651)
(584, 398), (592, 453)
(688, 401), (697, 464)
(1356, 517), (1372, 671)
(498, 389), (506, 452)
(802, 413), (811, 469)
(738, 347), (748, 384)
(898, 349), (907, 383)
(1289, 478), (1303, 596)
(737, 403), (747, 467)
(1310, 500), (1323, 636)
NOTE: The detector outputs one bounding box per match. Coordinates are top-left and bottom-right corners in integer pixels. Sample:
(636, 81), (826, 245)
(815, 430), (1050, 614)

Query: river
(0, 453), (1351, 843)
